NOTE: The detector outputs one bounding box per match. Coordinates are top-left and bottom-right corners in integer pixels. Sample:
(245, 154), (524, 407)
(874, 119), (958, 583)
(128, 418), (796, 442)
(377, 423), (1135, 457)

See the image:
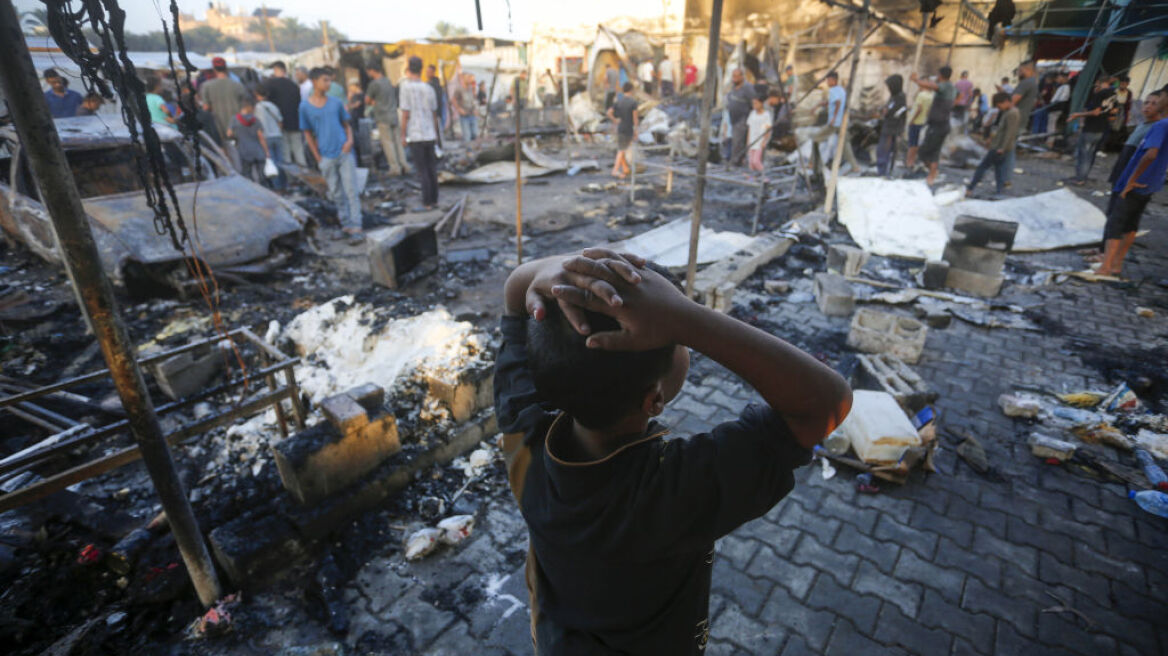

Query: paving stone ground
(239, 152), (1168, 655)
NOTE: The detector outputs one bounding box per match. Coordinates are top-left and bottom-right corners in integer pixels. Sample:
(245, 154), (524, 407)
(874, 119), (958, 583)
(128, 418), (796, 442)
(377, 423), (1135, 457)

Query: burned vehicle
(0, 116), (310, 294)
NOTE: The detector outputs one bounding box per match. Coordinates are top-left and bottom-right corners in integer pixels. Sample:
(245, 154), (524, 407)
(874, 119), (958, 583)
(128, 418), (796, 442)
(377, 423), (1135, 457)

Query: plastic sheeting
(838, 179), (1109, 259)
(837, 178), (950, 261)
(942, 188), (1107, 252)
(611, 218), (757, 268)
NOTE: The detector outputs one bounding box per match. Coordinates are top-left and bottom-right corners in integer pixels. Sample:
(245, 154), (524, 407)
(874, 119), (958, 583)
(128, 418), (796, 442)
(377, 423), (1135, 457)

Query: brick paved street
(234, 154), (1168, 656)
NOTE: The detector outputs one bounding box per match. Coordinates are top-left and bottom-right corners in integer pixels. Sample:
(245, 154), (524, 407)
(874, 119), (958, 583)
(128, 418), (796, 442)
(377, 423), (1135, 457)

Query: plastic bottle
(823, 429), (851, 456)
(1129, 490), (1168, 518)
(1134, 449), (1168, 491)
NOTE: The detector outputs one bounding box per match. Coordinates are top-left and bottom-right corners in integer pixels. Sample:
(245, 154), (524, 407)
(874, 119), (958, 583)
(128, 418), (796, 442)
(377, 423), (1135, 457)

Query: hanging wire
(43, 0), (249, 390)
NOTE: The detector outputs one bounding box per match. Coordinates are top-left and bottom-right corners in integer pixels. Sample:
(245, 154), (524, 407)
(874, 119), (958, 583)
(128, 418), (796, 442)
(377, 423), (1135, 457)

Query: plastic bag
(263, 158), (278, 178)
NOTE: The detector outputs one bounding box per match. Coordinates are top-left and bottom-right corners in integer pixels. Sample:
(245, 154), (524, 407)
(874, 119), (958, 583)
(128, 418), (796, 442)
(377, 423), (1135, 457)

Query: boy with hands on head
(495, 249), (852, 654)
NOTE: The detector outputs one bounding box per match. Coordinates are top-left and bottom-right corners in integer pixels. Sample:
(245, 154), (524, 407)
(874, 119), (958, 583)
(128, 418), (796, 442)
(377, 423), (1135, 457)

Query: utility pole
(0, 0), (221, 607)
(260, 3), (276, 53)
(683, 0), (724, 297)
(321, 19), (330, 49)
(912, 11), (930, 73)
(514, 82), (523, 264)
(824, 0), (868, 216)
(946, 0), (961, 66)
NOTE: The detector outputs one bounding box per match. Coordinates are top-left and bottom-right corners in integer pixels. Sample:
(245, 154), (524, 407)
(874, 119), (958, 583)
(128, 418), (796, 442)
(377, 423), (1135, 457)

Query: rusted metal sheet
(81, 175), (306, 270)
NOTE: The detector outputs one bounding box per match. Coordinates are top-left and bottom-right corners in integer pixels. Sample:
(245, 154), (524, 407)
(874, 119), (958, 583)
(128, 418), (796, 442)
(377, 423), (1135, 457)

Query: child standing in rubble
(226, 98), (270, 186)
(495, 249), (852, 654)
(746, 94), (772, 176)
(607, 82), (639, 179)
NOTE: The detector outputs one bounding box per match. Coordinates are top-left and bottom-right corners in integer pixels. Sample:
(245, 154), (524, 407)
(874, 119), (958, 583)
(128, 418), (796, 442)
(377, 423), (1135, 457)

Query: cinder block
(826, 244), (869, 277)
(319, 392), (369, 435)
(368, 223), (438, 289)
(854, 353), (937, 412)
(944, 268), (1003, 297)
(942, 243), (1007, 277)
(949, 214), (1018, 251)
(426, 364), (494, 423)
(209, 512), (305, 588)
(709, 281), (735, 313)
(814, 273), (854, 317)
(846, 309), (928, 364)
(346, 383), (385, 416)
(152, 347), (223, 400)
(922, 260), (950, 290)
(272, 414), (401, 505)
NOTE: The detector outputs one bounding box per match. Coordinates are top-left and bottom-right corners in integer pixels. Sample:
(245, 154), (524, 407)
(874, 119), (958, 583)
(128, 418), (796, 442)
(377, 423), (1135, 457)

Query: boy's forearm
(672, 304), (852, 448)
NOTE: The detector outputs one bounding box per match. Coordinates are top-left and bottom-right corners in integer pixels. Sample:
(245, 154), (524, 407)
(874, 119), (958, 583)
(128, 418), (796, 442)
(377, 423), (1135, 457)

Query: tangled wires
(44, 0), (196, 250)
(44, 0), (248, 387)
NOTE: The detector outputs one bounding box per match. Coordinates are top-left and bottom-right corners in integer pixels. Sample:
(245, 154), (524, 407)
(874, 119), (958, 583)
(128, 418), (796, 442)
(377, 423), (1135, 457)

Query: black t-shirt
(612, 94), (638, 137)
(494, 316), (810, 656)
(264, 76), (302, 132)
(1084, 88), (1114, 133)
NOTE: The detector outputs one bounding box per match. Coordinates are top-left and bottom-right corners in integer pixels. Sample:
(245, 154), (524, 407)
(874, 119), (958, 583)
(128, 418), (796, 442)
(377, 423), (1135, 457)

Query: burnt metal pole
(824, 0), (868, 216)
(684, 0), (724, 297)
(0, 0), (221, 607)
(514, 84), (523, 264)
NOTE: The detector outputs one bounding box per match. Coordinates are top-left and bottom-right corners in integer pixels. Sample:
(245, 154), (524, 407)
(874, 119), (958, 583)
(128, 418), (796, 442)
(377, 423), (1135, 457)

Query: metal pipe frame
(0, 329), (303, 489)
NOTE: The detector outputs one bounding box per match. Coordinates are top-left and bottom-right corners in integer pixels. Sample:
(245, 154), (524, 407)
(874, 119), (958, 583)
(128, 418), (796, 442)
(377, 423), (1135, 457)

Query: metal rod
(913, 12), (930, 72)
(684, 0), (724, 298)
(0, 0), (221, 606)
(825, 2), (867, 216)
(515, 97), (523, 264)
(0, 388), (291, 513)
(947, 1), (962, 66)
(0, 359), (297, 476)
(0, 328), (246, 409)
(751, 181), (768, 236)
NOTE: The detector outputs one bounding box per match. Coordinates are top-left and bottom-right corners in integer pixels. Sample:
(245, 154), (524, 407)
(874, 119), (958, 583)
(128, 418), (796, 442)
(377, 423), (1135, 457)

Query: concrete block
(949, 214), (1018, 251)
(942, 243), (1007, 277)
(692, 230), (793, 304)
(708, 281), (735, 313)
(319, 393), (369, 435)
(813, 273), (854, 317)
(826, 244), (869, 277)
(209, 512), (305, 589)
(151, 347), (223, 401)
(368, 223), (438, 289)
(854, 353), (937, 412)
(944, 268), (1003, 297)
(427, 364), (494, 423)
(846, 309), (928, 364)
(346, 383), (385, 416)
(922, 260), (950, 290)
(272, 414), (401, 505)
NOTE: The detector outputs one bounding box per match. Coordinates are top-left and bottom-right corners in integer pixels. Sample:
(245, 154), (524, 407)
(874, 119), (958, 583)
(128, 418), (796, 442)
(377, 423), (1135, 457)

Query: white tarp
(942, 188), (1107, 252)
(837, 178), (950, 261)
(612, 218), (757, 268)
(839, 179), (1109, 259)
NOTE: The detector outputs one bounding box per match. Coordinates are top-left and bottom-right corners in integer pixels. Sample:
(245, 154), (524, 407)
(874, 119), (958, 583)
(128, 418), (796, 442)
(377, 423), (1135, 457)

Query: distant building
(178, 2), (280, 44)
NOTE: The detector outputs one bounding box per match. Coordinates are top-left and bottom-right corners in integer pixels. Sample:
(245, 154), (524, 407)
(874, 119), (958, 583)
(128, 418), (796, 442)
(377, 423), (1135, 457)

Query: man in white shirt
(638, 60), (656, 96)
(659, 58), (675, 97)
(400, 56), (441, 210)
(1046, 72), (1070, 146)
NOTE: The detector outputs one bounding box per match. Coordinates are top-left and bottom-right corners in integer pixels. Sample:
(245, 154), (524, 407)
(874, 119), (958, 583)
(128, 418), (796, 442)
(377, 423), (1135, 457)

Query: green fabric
(146, 93), (169, 125)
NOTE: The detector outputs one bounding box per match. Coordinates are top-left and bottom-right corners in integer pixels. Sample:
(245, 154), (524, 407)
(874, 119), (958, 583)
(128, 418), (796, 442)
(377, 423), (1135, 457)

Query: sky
(15, 0), (668, 42)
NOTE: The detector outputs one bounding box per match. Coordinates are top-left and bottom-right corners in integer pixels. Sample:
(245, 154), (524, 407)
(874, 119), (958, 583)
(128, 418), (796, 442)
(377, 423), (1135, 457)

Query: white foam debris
(283, 297), (485, 404)
(437, 515), (475, 545)
(405, 527), (443, 560)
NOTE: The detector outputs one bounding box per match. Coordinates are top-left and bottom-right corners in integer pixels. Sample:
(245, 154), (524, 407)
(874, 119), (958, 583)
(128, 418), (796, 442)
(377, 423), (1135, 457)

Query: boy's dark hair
(826, 71), (839, 80)
(270, 60), (287, 72)
(309, 67), (329, 81)
(939, 66), (952, 80)
(408, 56), (423, 75)
(992, 91), (1010, 105)
(623, 81), (634, 92)
(526, 263), (679, 430)
(43, 68), (61, 80)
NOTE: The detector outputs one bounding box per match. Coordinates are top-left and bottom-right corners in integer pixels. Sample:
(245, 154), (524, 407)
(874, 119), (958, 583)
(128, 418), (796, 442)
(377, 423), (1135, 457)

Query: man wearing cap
(43, 69), (83, 118)
(199, 57), (249, 171)
(266, 61), (307, 167)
